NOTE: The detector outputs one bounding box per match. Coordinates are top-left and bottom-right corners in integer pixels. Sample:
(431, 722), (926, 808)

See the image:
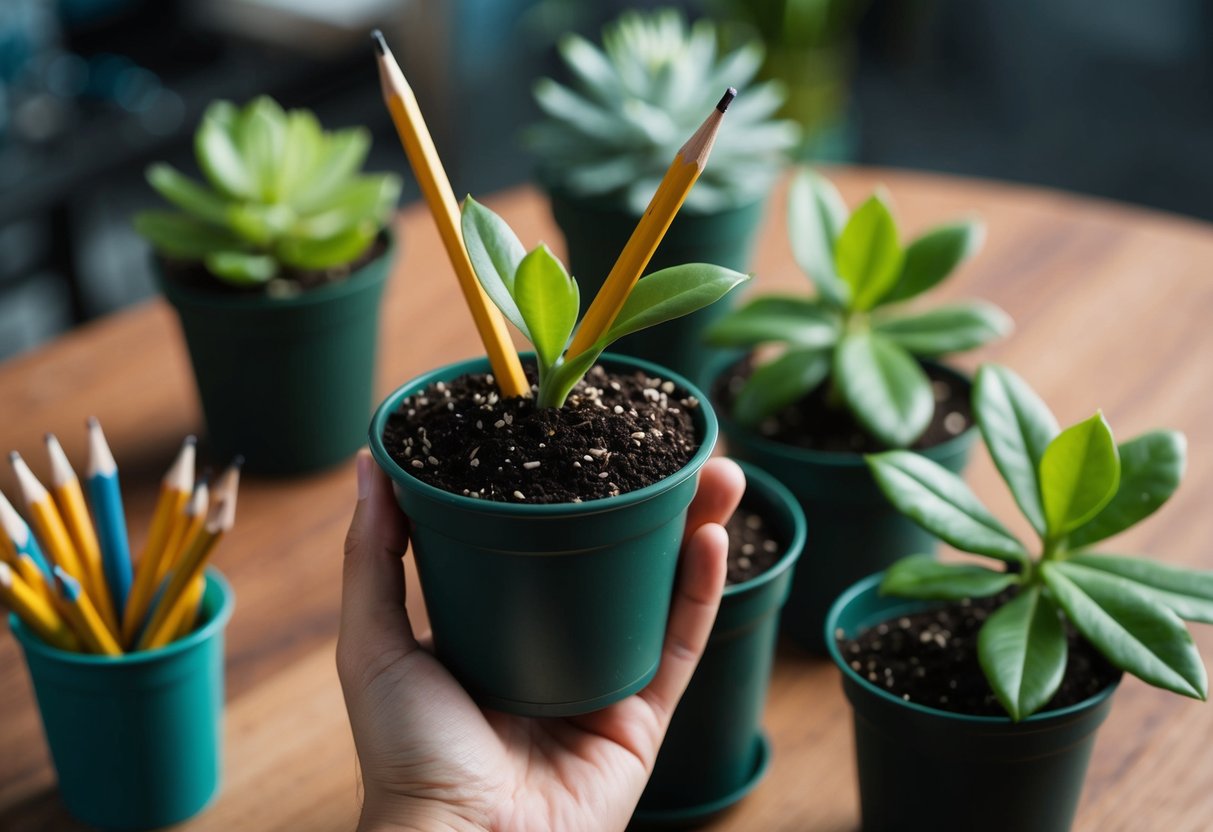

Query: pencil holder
(12, 570), (234, 831)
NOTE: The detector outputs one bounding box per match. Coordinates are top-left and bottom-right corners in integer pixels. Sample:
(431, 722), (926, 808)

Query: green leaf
(973, 364), (1059, 537)
(603, 264), (749, 344)
(835, 332), (933, 448)
(133, 211), (245, 259)
(786, 168), (849, 307)
(833, 194), (903, 311)
(226, 203), (295, 247)
(541, 342), (605, 410)
(237, 96), (287, 201)
(733, 349), (830, 427)
(704, 295), (840, 350)
(514, 245), (579, 373)
(275, 223), (377, 270)
(1044, 561), (1207, 699)
(1067, 431), (1187, 548)
(294, 175), (401, 239)
(461, 196), (530, 339)
(1040, 412), (1121, 538)
(881, 554), (1019, 600)
(278, 109), (324, 201)
(289, 127), (372, 213)
(203, 251), (278, 286)
(882, 220), (985, 305)
(145, 164), (230, 226)
(866, 451), (1028, 562)
(194, 101), (254, 200)
(872, 302), (1012, 357)
(1066, 554), (1213, 624)
(978, 586), (1067, 720)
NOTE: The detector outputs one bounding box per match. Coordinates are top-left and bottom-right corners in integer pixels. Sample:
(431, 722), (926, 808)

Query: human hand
(337, 450), (745, 832)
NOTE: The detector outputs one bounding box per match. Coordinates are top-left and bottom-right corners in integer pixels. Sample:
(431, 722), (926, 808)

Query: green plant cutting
(529, 7), (800, 214)
(706, 167), (1010, 447)
(462, 197), (749, 408)
(135, 96), (401, 287)
(866, 363), (1206, 720)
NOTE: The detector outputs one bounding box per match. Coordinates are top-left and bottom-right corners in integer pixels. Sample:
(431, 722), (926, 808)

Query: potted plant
(705, 167), (1010, 651)
(634, 461), (805, 825)
(367, 198), (749, 716)
(528, 7), (799, 382)
(135, 96), (402, 475)
(825, 363), (1205, 832)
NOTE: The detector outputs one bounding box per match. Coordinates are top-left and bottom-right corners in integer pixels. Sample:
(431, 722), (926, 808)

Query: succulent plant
(135, 96), (401, 289)
(530, 8), (800, 214)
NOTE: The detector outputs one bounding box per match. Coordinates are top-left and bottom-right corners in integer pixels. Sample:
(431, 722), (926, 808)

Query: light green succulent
(530, 8), (801, 214)
(135, 96), (402, 289)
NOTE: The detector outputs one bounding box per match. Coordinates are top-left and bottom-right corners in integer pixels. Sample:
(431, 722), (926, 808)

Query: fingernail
(357, 453), (372, 500)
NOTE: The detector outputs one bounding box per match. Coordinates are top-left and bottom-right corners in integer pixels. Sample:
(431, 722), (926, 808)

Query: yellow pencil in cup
(161, 476), (208, 572)
(53, 566), (122, 656)
(565, 89), (735, 359)
(0, 488), (55, 603)
(10, 451), (88, 583)
(162, 479), (209, 639)
(137, 480), (237, 652)
(45, 433), (119, 635)
(121, 436), (195, 646)
(0, 562), (80, 652)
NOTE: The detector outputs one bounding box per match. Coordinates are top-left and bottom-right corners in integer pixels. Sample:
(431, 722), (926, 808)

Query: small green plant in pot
(825, 363), (1206, 832)
(705, 167), (1010, 650)
(530, 7), (799, 380)
(136, 97), (402, 474)
(367, 197), (749, 716)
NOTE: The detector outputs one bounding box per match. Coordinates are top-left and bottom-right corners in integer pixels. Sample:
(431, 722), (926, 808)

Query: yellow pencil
(565, 89), (735, 359)
(0, 489), (54, 603)
(53, 566), (121, 655)
(10, 451), (87, 582)
(45, 433), (119, 636)
(162, 480), (210, 639)
(167, 575), (206, 640)
(372, 30), (529, 399)
(162, 478), (208, 573)
(0, 562), (80, 651)
(122, 436), (195, 645)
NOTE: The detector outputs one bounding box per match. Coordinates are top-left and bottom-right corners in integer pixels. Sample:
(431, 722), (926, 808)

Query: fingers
(337, 451), (417, 687)
(683, 457), (746, 535)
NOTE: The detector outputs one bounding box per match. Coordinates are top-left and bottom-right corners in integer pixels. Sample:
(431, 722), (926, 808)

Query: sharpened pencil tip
(371, 29), (387, 54)
(44, 433), (54, 443)
(8, 451), (18, 463)
(185, 435), (197, 447)
(87, 416), (99, 429)
(231, 454), (246, 470)
(717, 87), (736, 113)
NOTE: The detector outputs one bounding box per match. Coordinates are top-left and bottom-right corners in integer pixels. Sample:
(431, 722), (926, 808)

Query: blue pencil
(85, 418), (133, 616)
(0, 488), (53, 581)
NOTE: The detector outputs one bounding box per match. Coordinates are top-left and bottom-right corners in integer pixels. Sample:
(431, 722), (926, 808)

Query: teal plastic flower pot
(157, 235), (395, 476)
(708, 357), (977, 654)
(12, 569), (234, 831)
(369, 353), (719, 717)
(635, 462), (805, 825)
(547, 189), (765, 383)
(826, 573), (1119, 832)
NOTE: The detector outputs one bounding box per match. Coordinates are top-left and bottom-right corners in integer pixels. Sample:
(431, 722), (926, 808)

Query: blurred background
(0, 0), (1209, 360)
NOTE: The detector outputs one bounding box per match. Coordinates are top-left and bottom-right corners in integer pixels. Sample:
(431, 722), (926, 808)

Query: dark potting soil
(724, 506), (786, 585)
(383, 364), (700, 504)
(714, 357), (972, 453)
(836, 591), (1121, 717)
(159, 234), (389, 296)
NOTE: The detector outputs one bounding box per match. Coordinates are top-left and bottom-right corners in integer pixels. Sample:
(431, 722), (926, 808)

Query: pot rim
(707, 352), (978, 469)
(369, 352), (719, 517)
(724, 460), (807, 597)
(825, 571), (1121, 724)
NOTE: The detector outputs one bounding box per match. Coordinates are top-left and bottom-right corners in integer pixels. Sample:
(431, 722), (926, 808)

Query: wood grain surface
(1, 168), (1211, 831)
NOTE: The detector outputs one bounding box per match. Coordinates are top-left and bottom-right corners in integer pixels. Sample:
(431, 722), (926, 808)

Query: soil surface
(724, 506), (786, 585)
(160, 234), (389, 296)
(836, 591), (1121, 717)
(383, 364), (700, 504)
(714, 357), (972, 453)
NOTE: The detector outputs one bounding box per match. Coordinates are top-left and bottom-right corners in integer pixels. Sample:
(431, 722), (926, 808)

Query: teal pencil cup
(11, 569), (234, 831)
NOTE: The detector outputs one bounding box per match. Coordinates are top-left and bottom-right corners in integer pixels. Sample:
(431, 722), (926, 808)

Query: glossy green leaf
(872, 301), (1011, 357)
(978, 586), (1067, 720)
(1044, 561), (1207, 699)
(194, 101), (254, 199)
(289, 127), (372, 213)
(541, 344), (606, 410)
(461, 196), (530, 339)
(973, 364), (1059, 537)
(237, 96), (287, 200)
(603, 264), (749, 344)
(514, 244), (579, 373)
(278, 109), (324, 200)
(1066, 553), (1213, 624)
(1040, 412), (1121, 538)
(292, 175), (399, 239)
(866, 450), (1028, 562)
(881, 220), (985, 304)
(733, 348), (830, 427)
(787, 168), (849, 307)
(132, 211), (245, 259)
(881, 554), (1019, 600)
(703, 295), (840, 349)
(835, 332), (932, 448)
(275, 223), (377, 270)
(833, 194), (903, 311)
(227, 203), (295, 247)
(1067, 431), (1187, 548)
(203, 251), (278, 286)
(145, 164), (229, 226)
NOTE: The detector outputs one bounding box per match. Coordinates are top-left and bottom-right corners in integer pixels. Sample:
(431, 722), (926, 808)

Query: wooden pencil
(10, 452), (87, 583)
(0, 488), (54, 587)
(53, 566), (121, 656)
(0, 562), (79, 652)
(86, 417), (134, 617)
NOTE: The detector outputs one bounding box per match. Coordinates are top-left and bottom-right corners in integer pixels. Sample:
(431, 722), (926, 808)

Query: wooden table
(2, 169), (1212, 831)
